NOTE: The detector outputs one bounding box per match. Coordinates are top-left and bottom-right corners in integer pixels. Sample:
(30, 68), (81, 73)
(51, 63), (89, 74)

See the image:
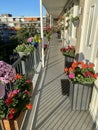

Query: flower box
(0, 110), (26, 130)
(69, 81), (93, 110)
(65, 56), (74, 68)
(60, 45), (75, 68)
(64, 61), (98, 110)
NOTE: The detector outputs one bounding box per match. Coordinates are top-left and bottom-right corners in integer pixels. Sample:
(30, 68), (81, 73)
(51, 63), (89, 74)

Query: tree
(16, 23), (38, 44)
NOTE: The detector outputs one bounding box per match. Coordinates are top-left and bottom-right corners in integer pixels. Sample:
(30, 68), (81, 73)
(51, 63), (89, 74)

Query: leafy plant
(60, 45), (75, 58)
(71, 16), (79, 22)
(66, 12), (70, 17)
(64, 61), (98, 84)
(46, 32), (51, 41)
(14, 44), (34, 55)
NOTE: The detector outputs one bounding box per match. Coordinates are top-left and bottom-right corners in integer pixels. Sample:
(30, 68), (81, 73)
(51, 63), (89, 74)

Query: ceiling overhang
(42, 0), (69, 18)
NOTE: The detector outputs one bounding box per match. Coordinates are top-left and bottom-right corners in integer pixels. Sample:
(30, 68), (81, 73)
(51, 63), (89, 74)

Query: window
(86, 5), (95, 47)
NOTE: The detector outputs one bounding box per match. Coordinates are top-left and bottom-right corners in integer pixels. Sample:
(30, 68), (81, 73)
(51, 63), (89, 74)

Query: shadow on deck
(31, 34), (96, 130)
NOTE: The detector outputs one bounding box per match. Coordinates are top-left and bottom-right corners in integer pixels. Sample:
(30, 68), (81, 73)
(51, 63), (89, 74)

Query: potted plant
(0, 74), (32, 130)
(65, 18), (70, 30)
(46, 32), (51, 42)
(14, 44), (34, 57)
(64, 61), (98, 110)
(27, 34), (40, 49)
(60, 45), (75, 68)
(71, 16), (79, 26)
(66, 12), (70, 17)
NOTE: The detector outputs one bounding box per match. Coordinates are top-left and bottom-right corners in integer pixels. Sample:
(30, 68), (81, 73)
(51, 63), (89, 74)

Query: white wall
(79, 0), (98, 128)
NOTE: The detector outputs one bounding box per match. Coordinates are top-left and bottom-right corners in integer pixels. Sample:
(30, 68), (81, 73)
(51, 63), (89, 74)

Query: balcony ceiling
(42, 0), (69, 18)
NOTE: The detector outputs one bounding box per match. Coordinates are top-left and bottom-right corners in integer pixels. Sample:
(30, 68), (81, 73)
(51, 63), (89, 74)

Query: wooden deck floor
(32, 34), (96, 130)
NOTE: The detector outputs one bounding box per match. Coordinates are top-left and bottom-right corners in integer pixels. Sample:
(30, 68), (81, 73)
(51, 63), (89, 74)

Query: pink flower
(13, 89), (20, 94)
(69, 73), (75, 79)
(26, 80), (31, 84)
(27, 37), (33, 43)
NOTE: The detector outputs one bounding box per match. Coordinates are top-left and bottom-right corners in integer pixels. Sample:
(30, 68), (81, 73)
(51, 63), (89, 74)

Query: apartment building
(0, 14), (46, 42)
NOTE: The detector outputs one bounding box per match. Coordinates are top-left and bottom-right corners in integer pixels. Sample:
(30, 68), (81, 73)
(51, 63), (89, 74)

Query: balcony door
(80, 0), (98, 62)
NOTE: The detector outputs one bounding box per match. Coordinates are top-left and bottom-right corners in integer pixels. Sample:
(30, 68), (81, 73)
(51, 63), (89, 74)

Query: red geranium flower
(5, 98), (13, 105)
(8, 113), (14, 119)
(10, 108), (17, 114)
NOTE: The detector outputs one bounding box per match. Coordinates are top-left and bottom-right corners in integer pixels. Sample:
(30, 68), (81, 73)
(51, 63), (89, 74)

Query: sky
(0, 0), (46, 17)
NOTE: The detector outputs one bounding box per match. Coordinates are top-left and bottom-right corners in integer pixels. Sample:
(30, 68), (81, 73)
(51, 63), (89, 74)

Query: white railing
(12, 47), (41, 79)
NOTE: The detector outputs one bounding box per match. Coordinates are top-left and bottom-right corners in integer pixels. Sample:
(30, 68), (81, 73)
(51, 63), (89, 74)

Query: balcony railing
(12, 47), (41, 79)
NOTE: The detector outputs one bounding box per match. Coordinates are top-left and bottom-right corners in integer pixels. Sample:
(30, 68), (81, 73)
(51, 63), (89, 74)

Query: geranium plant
(60, 45), (75, 58)
(0, 74), (32, 120)
(64, 61), (98, 84)
(44, 44), (48, 51)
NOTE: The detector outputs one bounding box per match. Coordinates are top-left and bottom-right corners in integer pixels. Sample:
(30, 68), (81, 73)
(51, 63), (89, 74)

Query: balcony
(1, 34), (95, 130)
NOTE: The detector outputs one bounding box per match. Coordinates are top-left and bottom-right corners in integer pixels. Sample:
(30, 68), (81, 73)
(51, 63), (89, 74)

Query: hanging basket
(18, 52), (26, 58)
(72, 20), (79, 27)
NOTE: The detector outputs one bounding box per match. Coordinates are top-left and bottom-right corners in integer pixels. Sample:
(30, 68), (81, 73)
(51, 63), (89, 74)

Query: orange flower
(14, 74), (22, 80)
(88, 63), (94, 68)
(26, 104), (32, 110)
(69, 67), (74, 72)
(93, 74), (98, 78)
(82, 63), (88, 69)
(64, 67), (68, 73)
(72, 62), (78, 68)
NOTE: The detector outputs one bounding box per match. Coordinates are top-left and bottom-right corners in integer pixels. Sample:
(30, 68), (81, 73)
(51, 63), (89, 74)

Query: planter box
(0, 111), (26, 130)
(64, 56), (74, 68)
(69, 81), (93, 110)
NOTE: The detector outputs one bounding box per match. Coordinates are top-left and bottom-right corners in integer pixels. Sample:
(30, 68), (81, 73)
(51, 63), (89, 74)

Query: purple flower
(0, 61), (16, 83)
(69, 73), (75, 79)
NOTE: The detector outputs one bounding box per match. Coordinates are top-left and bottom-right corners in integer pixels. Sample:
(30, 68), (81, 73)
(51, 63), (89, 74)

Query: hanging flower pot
(18, 52), (26, 58)
(71, 16), (79, 27)
(72, 20), (79, 26)
(60, 45), (75, 68)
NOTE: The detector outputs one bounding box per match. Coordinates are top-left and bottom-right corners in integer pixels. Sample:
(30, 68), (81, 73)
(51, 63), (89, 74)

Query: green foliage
(16, 24), (38, 44)
(60, 45), (75, 58)
(0, 74), (32, 119)
(65, 62), (98, 85)
(14, 44), (34, 55)
(46, 32), (51, 41)
(66, 12), (70, 17)
(71, 16), (79, 22)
